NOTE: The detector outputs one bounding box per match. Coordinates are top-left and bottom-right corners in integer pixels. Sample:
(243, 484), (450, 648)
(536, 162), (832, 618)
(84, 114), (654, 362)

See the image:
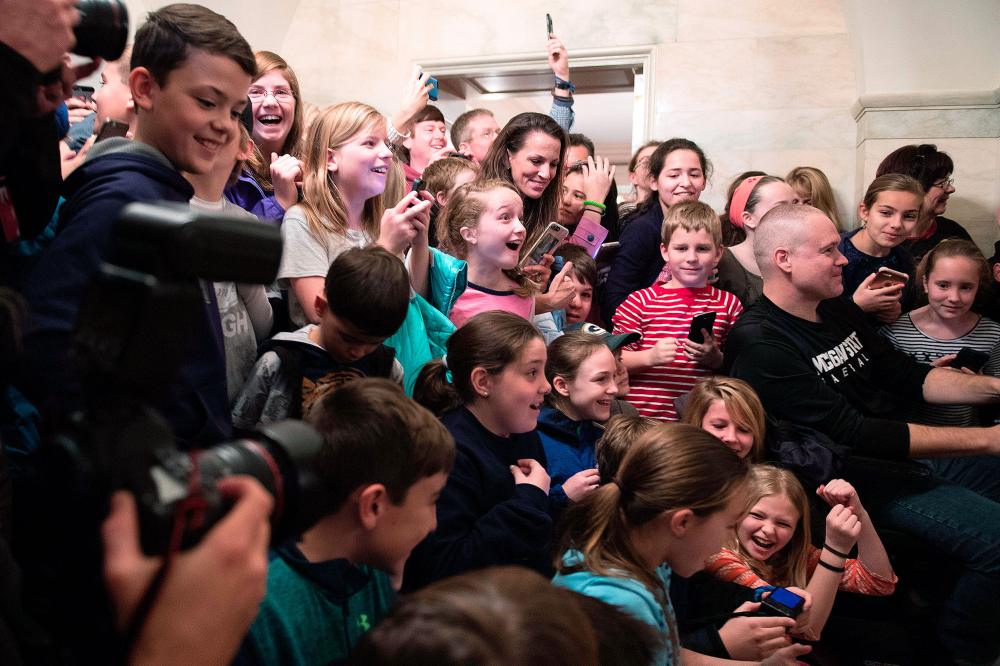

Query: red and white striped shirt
(612, 285), (743, 420)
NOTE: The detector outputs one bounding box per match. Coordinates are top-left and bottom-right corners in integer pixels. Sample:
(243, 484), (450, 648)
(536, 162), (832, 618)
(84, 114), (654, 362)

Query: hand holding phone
(687, 312), (716, 343)
(950, 347), (990, 373)
(520, 222), (569, 267)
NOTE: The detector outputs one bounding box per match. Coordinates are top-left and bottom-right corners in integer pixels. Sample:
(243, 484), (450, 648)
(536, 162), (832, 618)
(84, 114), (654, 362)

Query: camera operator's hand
(35, 55), (103, 117)
(102, 477), (273, 666)
(0, 0), (79, 73)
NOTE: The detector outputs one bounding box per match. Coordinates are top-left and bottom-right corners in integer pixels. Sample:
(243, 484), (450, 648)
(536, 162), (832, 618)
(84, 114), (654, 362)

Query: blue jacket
(224, 169), (285, 225)
(604, 203), (665, 323)
(403, 407), (553, 590)
(384, 247), (464, 395)
(537, 404), (601, 506)
(22, 140), (232, 445)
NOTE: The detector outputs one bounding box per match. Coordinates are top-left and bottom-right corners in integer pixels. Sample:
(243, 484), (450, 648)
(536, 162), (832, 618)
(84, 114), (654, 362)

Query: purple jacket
(224, 170), (285, 225)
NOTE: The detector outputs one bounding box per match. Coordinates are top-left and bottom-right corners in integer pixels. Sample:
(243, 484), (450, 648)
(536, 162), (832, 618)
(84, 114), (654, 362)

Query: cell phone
(95, 119), (130, 143)
(411, 178), (425, 194)
(687, 312), (716, 344)
(72, 85), (95, 102)
(869, 267), (909, 290)
(569, 218), (609, 258)
(546, 13), (554, 37)
(760, 587), (805, 619)
(520, 222), (569, 267)
(426, 76), (439, 102)
(950, 347), (990, 373)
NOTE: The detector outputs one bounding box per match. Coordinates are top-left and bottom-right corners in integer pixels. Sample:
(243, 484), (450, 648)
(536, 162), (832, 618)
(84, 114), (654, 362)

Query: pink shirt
(449, 282), (535, 328)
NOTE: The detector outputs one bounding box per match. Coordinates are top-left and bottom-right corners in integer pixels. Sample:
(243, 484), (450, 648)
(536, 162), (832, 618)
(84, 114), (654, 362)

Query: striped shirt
(880, 312), (1000, 426)
(612, 285), (743, 420)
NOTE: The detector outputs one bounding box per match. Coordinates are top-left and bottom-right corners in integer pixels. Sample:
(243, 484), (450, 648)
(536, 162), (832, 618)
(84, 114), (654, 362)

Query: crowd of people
(3, 1), (1000, 665)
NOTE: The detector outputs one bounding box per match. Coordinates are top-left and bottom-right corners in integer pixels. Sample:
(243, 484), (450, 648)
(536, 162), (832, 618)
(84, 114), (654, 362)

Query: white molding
(851, 87), (1000, 119)
(415, 45), (657, 153)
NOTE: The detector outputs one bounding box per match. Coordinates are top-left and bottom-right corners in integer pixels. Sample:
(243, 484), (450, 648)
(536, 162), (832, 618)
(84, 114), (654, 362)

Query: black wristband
(816, 558), (846, 573)
(823, 543), (851, 559)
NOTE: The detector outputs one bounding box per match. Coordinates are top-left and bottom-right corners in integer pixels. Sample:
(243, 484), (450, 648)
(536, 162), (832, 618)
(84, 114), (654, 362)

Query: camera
(74, 0), (129, 61)
(15, 202), (330, 660)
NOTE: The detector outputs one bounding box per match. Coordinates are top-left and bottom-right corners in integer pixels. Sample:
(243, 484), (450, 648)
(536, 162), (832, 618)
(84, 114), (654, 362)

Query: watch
(554, 76), (575, 93)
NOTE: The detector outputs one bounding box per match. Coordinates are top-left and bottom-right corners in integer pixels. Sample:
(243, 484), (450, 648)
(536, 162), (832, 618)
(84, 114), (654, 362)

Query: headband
(728, 176), (764, 229)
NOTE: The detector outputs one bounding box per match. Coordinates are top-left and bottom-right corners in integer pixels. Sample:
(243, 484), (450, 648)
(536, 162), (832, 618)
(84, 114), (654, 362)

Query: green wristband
(583, 200), (606, 211)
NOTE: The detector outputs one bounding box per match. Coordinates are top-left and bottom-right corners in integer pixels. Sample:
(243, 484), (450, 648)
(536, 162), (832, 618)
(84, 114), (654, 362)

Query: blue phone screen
(770, 588), (804, 609)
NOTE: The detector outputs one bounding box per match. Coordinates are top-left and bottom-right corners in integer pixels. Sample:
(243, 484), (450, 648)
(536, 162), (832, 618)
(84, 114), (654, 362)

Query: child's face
(653, 149), (705, 208)
(94, 59), (132, 124)
(249, 70), (296, 152)
(925, 256), (979, 321)
(737, 493), (800, 562)
(507, 130), (561, 200)
(660, 227), (722, 288)
(564, 272), (593, 324)
(368, 472), (448, 580)
(328, 122), (393, 203)
(317, 305), (387, 364)
(701, 399), (755, 459)
(133, 49), (251, 176)
(858, 190), (921, 251)
(612, 349), (630, 397)
(743, 181), (799, 230)
(408, 119), (447, 167)
(462, 188), (525, 270)
(558, 171), (587, 227)
(555, 346), (618, 422)
(670, 489), (747, 577)
(479, 337), (550, 435)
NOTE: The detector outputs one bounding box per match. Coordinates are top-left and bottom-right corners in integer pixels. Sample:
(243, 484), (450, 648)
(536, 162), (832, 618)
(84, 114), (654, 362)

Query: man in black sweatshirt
(726, 203), (1000, 666)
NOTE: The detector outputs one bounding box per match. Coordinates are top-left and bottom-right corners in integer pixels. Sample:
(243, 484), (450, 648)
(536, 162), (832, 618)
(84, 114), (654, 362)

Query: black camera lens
(74, 0), (129, 61)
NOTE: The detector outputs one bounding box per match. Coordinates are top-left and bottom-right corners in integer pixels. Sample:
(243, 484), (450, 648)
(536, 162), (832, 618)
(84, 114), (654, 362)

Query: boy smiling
(23, 4), (255, 444)
(612, 201), (743, 420)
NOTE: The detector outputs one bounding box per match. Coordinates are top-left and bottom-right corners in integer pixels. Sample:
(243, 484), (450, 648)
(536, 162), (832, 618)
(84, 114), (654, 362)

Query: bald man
(725, 204), (1000, 664)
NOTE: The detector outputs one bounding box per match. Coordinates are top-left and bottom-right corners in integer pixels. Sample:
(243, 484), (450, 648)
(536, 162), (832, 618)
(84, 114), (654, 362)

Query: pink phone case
(568, 218), (609, 258)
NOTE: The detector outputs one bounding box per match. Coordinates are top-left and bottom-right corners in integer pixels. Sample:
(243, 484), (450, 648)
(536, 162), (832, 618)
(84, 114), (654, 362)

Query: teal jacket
(384, 248), (466, 395)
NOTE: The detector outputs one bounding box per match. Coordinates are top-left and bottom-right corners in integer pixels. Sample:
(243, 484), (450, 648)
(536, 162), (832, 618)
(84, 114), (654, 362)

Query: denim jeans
(860, 457), (1000, 665)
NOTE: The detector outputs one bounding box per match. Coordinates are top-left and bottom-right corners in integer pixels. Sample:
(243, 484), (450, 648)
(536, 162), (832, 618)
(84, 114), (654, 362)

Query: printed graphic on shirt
(301, 368), (367, 417)
(810, 331), (870, 384)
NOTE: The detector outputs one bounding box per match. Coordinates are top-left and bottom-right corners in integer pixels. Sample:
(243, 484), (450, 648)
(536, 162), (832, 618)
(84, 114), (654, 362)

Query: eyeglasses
(248, 87), (294, 102)
(933, 177), (955, 189)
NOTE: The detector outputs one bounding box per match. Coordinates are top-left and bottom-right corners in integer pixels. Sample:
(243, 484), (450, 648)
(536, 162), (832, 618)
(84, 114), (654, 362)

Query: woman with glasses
(875, 143), (972, 262)
(226, 51), (305, 225)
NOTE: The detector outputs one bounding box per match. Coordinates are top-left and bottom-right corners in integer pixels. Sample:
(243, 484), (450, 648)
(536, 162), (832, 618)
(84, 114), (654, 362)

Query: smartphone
(950, 347), (990, 373)
(520, 222), (569, 267)
(569, 218), (609, 258)
(72, 85), (95, 102)
(95, 119), (130, 143)
(869, 267), (909, 290)
(411, 178), (425, 194)
(687, 312), (716, 344)
(427, 76), (439, 102)
(546, 13), (554, 37)
(760, 587), (805, 619)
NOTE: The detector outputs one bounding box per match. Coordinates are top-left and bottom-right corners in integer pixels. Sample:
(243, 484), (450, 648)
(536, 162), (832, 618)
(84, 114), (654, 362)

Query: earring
(481, 391), (489, 398)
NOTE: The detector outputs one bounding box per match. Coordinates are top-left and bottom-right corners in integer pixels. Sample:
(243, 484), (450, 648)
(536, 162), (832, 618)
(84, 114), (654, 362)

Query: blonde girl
(706, 465), (896, 641)
(278, 102), (431, 326)
(683, 376), (766, 461)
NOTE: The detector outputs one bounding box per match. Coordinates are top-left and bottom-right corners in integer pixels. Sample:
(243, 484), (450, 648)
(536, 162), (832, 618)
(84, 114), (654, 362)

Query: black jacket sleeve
(603, 213), (661, 323)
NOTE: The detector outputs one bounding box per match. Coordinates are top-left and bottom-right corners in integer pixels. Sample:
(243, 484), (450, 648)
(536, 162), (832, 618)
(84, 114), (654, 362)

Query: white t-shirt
(277, 204), (371, 327)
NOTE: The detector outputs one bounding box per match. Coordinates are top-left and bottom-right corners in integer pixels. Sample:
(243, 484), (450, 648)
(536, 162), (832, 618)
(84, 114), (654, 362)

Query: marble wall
(116, 0), (1000, 252)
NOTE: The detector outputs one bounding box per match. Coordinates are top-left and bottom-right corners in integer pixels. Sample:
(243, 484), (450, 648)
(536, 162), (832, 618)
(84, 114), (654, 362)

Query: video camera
(74, 0), (130, 62)
(20, 203), (329, 661)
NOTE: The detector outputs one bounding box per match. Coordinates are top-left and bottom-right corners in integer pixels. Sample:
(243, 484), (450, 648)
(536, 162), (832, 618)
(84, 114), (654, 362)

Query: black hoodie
(21, 139), (231, 444)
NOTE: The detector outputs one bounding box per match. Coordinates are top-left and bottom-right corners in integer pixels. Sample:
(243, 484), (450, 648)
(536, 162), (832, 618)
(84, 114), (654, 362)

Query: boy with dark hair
(402, 105), (447, 181)
(238, 378), (455, 665)
(231, 246), (409, 429)
(22, 3), (255, 444)
(555, 243), (598, 325)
